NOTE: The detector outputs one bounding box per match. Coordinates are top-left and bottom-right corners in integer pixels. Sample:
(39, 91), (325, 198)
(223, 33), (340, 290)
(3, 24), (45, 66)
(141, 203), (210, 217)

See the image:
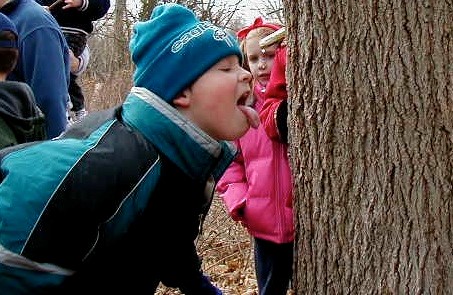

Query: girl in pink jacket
(216, 17), (294, 295)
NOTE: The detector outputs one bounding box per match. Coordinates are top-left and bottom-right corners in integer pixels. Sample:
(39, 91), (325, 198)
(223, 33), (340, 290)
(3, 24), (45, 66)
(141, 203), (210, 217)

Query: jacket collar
(121, 87), (237, 183)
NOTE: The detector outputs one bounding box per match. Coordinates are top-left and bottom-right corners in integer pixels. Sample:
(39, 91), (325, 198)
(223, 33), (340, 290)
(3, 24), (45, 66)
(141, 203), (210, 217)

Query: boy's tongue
(238, 105), (260, 129)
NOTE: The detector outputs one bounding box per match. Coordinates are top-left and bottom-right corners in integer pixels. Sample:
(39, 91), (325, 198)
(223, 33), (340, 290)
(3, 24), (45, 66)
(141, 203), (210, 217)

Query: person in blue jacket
(0, 0), (70, 139)
(0, 3), (259, 294)
(0, 12), (46, 148)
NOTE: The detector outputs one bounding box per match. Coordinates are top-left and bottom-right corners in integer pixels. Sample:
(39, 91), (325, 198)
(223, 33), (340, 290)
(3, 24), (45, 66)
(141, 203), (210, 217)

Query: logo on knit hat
(213, 29), (234, 47)
(171, 22), (233, 53)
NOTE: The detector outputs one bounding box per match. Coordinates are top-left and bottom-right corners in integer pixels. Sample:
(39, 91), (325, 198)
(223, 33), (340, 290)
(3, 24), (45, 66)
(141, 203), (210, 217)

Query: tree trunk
(284, 0), (453, 293)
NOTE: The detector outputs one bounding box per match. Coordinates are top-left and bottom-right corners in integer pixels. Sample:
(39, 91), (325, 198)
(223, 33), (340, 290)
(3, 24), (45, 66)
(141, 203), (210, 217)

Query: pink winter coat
(216, 87), (294, 244)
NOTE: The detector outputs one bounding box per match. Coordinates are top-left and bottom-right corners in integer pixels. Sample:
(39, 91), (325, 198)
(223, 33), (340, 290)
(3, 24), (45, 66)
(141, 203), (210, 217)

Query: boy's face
(174, 55), (258, 141)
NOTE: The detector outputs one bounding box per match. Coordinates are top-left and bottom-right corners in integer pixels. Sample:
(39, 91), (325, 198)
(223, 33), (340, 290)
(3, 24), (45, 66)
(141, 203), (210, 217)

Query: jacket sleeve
(259, 45), (288, 144)
(216, 143), (248, 222)
(156, 216), (222, 294)
(152, 165), (221, 294)
(21, 27), (69, 138)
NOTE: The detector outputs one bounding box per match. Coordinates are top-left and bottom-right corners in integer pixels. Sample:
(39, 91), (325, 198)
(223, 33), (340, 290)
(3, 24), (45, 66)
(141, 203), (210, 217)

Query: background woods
(82, 0), (283, 112)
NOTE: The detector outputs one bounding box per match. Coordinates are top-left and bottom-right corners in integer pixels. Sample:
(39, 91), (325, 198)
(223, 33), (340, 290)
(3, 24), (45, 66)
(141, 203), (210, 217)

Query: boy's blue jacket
(0, 87), (235, 294)
(0, 0), (70, 139)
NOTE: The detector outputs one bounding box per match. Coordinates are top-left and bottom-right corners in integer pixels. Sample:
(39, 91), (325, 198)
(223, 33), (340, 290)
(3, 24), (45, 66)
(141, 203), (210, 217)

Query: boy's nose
(241, 68), (252, 82)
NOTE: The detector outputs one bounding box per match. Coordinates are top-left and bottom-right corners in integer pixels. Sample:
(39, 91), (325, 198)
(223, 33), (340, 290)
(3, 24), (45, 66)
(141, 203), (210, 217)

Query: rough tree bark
(283, 0), (452, 293)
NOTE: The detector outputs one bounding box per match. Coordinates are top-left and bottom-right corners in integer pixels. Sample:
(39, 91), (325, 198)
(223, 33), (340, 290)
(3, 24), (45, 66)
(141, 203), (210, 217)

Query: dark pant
(64, 33), (87, 112)
(254, 237), (293, 295)
(64, 32), (87, 57)
(69, 73), (84, 112)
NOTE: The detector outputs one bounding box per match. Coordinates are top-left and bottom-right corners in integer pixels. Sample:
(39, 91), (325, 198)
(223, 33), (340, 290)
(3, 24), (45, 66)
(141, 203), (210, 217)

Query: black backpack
(0, 81), (46, 149)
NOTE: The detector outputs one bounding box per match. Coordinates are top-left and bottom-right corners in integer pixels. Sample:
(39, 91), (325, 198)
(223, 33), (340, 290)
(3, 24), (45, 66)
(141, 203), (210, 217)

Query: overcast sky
(238, 0), (261, 22)
(109, 0), (269, 23)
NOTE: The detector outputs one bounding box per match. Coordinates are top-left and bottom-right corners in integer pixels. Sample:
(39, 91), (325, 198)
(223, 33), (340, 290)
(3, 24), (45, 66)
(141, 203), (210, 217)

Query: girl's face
(245, 36), (278, 89)
(174, 55), (259, 141)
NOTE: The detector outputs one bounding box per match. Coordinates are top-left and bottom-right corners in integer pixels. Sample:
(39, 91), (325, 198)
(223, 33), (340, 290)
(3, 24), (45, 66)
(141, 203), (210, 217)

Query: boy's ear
(172, 88), (191, 108)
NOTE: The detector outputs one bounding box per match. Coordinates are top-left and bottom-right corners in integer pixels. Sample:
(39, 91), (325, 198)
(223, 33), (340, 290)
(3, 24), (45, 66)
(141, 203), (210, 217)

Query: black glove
(276, 100), (288, 144)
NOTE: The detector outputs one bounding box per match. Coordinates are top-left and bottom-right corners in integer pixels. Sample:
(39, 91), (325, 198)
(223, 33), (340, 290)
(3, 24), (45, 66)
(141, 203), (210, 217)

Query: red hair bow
(237, 17), (281, 40)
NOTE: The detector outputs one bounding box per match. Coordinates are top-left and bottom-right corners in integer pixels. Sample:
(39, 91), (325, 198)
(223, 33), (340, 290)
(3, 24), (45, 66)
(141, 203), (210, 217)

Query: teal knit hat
(129, 4), (242, 104)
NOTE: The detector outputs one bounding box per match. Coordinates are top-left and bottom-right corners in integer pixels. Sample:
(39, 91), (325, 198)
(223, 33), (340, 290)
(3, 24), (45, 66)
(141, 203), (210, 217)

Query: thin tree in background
(113, 0), (129, 69)
(284, 0), (452, 293)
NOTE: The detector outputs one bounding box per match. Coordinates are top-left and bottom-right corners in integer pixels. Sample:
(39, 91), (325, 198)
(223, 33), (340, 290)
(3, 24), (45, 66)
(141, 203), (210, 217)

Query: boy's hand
(62, 0), (83, 9)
